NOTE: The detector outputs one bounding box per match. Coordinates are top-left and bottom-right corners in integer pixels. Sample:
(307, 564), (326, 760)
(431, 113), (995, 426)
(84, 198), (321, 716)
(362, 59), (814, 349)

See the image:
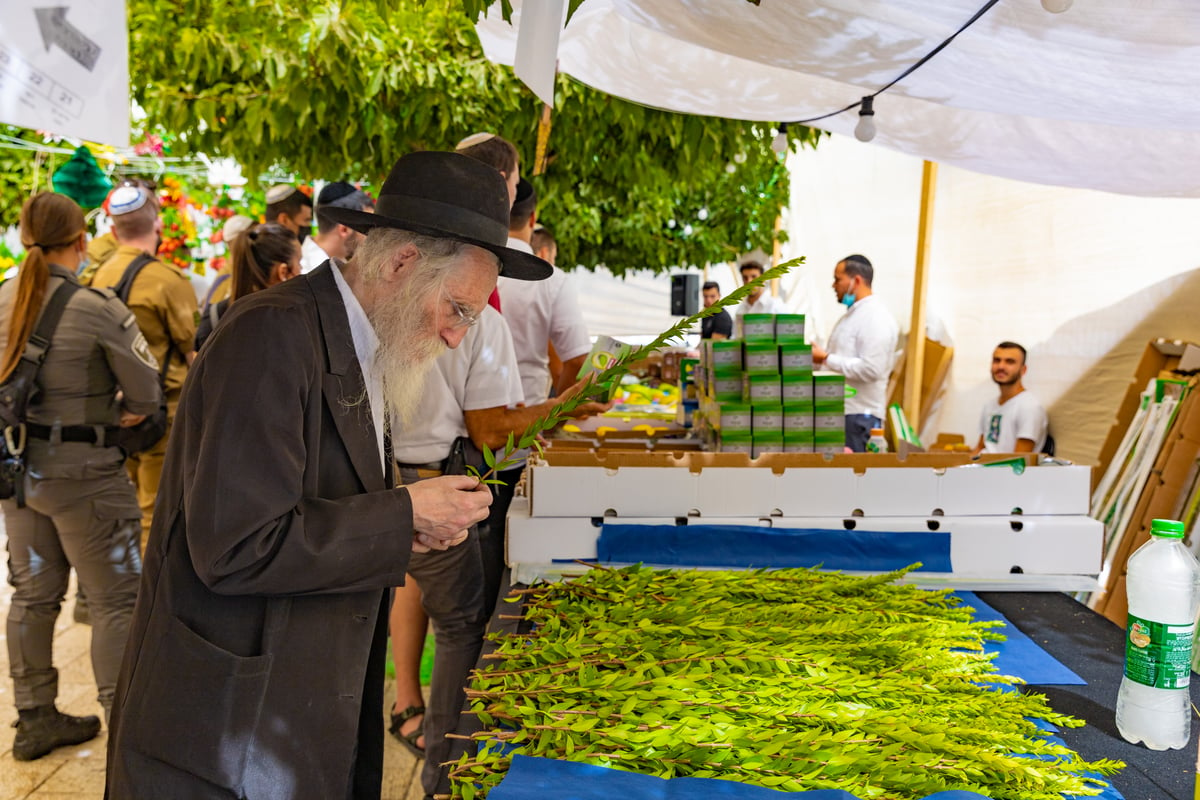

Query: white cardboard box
(936, 465), (1090, 516)
(526, 459), (1091, 519)
(506, 498), (1102, 585)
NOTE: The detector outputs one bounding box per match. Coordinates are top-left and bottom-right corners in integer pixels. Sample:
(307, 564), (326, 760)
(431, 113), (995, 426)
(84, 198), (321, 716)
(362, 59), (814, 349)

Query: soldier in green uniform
(89, 186), (198, 550)
(0, 192), (162, 760)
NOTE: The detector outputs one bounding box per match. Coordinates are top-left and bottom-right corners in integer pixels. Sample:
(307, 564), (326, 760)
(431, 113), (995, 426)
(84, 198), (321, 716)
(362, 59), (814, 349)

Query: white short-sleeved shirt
(391, 306), (524, 465)
(978, 390), (1048, 454)
(497, 238), (592, 405)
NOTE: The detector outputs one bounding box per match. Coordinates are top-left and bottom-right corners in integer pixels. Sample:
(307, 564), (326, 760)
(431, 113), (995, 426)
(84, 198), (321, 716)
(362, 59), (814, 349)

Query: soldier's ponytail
(230, 222), (298, 301)
(0, 193), (86, 382)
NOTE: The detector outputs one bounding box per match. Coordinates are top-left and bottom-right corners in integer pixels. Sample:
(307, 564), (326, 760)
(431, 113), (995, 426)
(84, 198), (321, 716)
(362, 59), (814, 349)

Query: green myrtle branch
(466, 258), (801, 485)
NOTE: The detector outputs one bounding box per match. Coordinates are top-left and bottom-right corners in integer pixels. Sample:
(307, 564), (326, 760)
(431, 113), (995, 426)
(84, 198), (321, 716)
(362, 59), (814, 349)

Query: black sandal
(389, 704), (426, 759)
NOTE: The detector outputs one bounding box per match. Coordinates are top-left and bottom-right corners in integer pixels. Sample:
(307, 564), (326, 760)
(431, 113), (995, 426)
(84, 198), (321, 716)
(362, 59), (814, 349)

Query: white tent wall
(784, 134), (1200, 464)
(570, 267), (685, 341)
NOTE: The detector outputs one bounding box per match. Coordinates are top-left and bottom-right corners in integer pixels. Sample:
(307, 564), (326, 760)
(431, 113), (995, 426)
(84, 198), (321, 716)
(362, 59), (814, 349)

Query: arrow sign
(34, 6), (101, 72)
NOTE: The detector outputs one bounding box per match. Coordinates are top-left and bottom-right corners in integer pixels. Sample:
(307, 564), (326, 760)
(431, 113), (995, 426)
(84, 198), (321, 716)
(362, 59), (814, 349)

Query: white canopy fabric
(477, 0), (1200, 198)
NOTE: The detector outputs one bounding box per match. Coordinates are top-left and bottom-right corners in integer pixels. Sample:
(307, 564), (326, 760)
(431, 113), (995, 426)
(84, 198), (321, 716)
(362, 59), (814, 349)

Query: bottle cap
(870, 428), (884, 435)
(1150, 518), (1186, 538)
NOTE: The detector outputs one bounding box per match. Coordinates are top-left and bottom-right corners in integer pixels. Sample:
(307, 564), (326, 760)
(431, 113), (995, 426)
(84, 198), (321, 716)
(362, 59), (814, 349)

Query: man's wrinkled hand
(407, 475), (491, 546)
(414, 529), (469, 552)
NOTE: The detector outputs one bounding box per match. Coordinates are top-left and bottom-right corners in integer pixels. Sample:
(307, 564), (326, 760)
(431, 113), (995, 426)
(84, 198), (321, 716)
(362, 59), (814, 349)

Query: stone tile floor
(0, 530), (427, 800)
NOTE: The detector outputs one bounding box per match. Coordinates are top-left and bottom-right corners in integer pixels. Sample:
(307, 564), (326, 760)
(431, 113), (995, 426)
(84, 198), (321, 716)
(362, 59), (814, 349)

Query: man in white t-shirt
(492, 179), (593, 557)
(387, 306), (607, 773)
(733, 260), (784, 337)
(973, 341), (1048, 455)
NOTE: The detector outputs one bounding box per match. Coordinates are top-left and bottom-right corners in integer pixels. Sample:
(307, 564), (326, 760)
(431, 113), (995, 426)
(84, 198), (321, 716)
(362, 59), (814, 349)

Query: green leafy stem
(466, 258), (800, 485)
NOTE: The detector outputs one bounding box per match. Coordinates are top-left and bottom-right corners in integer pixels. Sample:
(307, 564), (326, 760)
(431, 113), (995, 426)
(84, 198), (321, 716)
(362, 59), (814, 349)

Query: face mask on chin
(297, 227), (310, 245)
(840, 290), (856, 307)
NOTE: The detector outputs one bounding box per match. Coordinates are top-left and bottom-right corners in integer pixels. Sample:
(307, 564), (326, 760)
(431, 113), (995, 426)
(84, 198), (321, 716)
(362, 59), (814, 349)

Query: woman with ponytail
(193, 221), (300, 350)
(0, 192), (161, 760)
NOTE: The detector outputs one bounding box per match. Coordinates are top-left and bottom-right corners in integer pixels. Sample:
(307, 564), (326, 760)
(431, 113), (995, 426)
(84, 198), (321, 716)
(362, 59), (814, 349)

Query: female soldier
(0, 192), (161, 760)
(193, 222), (301, 350)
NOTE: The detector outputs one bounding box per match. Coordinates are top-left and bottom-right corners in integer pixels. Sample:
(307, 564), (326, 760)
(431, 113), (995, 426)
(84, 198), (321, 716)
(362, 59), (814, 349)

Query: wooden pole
(533, 102), (553, 176)
(770, 213), (784, 297)
(902, 161), (938, 431)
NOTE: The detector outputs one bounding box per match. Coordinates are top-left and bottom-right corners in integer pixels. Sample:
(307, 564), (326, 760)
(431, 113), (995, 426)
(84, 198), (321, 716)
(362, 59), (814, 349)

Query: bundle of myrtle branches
(449, 565), (1121, 800)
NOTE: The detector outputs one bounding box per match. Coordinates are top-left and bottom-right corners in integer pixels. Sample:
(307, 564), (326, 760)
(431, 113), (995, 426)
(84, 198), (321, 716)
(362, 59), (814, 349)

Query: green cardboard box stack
(813, 372), (846, 453)
(743, 315), (783, 458)
(696, 313), (847, 456)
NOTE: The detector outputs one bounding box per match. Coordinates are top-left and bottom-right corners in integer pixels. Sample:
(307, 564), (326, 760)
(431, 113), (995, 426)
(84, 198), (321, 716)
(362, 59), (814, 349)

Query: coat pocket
(126, 613), (272, 792)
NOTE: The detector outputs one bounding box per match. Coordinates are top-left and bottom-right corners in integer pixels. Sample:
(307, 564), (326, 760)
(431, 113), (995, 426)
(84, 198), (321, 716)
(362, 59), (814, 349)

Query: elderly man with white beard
(105, 152), (554, 800)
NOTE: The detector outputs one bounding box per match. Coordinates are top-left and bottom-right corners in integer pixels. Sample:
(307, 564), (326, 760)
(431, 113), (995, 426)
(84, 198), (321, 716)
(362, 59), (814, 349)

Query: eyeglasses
(446, 296), (482, 329)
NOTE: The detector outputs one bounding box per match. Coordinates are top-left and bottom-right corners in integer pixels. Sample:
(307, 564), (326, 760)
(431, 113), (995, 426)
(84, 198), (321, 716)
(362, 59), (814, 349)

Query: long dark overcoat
(106, 263), (413, 800)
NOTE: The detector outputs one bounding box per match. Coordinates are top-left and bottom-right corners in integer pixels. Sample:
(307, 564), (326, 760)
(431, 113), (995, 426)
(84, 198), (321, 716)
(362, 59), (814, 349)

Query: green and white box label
(742, 314), (775, 340)
(1123, 615), (1194, 689)
(744, 343), (779, 374)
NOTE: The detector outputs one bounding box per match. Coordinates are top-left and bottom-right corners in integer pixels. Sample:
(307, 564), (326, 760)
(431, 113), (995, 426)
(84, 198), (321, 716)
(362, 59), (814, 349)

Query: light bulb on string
(1041, 0), (1072, 12)
(771, 122), (789, 155)
(854, 96), (876, 143)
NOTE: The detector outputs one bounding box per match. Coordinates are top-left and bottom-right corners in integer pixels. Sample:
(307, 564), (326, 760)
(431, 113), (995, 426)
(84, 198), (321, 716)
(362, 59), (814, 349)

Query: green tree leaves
(126, 0), (819, 274)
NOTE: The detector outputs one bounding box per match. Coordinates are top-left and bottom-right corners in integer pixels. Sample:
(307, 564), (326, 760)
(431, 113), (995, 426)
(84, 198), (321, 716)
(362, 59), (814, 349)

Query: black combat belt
(25, 422), (120, 446)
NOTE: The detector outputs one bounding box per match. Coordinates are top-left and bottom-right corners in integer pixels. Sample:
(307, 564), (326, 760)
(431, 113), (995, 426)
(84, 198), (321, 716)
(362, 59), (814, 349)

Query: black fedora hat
(321, 151), (551, 281)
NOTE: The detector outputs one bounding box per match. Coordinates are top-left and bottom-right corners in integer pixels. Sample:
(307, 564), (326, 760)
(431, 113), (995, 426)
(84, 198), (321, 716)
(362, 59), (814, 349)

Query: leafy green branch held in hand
(466, 258), (801, 485)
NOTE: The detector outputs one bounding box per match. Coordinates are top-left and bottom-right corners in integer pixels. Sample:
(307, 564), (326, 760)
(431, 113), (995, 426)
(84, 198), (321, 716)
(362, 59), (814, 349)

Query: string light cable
(776, 0), (1004, 145)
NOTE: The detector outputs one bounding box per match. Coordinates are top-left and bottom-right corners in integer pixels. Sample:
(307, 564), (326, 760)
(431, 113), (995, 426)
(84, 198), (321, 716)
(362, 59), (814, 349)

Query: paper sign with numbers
(0, 1), (129, 146)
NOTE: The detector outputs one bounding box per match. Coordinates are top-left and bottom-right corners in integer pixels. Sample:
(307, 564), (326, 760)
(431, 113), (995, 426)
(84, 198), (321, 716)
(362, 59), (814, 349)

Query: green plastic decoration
(51, 146), (112, 209)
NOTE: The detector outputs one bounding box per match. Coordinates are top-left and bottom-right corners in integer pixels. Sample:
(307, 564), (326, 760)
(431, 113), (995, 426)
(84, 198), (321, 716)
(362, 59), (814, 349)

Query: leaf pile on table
(450, 565), (1123, 800)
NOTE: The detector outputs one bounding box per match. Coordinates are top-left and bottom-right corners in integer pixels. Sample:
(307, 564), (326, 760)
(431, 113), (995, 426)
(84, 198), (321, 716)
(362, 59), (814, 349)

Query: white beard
(367, 280), (447, 428)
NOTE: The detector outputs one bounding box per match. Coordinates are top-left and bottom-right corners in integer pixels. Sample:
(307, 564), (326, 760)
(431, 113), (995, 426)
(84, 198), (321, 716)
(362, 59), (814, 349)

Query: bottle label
(1123, 614), (1194, 689)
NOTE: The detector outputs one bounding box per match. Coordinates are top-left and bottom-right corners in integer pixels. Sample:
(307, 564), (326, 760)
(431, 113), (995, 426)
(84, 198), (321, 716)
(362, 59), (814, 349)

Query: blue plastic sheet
(488, 755), (996, 800)
(597, 524), (952, 573)
(958, 591), (1085, 686)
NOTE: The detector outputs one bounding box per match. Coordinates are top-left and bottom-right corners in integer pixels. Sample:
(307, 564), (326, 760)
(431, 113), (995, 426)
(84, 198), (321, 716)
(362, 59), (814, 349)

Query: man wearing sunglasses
(106, 152), (555, 800)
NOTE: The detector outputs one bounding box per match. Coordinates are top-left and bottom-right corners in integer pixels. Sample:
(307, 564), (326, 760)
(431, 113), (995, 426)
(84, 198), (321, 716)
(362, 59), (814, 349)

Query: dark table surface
(978, 591), (1198, 800)
(479, 582), (1197, 799)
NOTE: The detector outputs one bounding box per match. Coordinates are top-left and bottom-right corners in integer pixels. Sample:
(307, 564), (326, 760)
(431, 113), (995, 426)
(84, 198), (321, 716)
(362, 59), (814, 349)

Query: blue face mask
(840, 290), (856, 307)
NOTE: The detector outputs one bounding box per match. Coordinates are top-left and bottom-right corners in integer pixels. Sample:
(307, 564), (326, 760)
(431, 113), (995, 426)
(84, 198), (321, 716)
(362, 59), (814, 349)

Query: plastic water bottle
(866, 428), (888, 453)
(1115, 518), (1200, 750)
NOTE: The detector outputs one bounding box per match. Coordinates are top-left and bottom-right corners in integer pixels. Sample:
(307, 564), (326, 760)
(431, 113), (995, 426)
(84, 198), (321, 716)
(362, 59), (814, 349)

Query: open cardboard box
(1091, 379), (1200, 624)
(505, 498), (1101, 592)
(1095, 338), (1200, 484)
(524, 450), (1088, 519)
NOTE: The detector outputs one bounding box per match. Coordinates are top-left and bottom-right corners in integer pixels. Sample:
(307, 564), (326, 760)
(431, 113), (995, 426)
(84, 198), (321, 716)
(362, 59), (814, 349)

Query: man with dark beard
(972, 341), (1048, 455)
(104, 152), (553, 800)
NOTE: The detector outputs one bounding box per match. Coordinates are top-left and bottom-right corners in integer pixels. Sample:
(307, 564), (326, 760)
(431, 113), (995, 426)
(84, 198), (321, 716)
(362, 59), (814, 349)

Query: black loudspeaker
(671, 273), (700, 316)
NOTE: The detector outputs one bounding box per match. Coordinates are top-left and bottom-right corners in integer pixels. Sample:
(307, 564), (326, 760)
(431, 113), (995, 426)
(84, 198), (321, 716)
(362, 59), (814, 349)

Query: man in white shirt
(733, 260), (785, 336)
(813, 255), (900, 451)
(386, 306), (607, 771)
(973, 341), (1048, 455)
(500, 179), (593, 403)
(493, 179), (593, 530)
(300, 182), (375, 273)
